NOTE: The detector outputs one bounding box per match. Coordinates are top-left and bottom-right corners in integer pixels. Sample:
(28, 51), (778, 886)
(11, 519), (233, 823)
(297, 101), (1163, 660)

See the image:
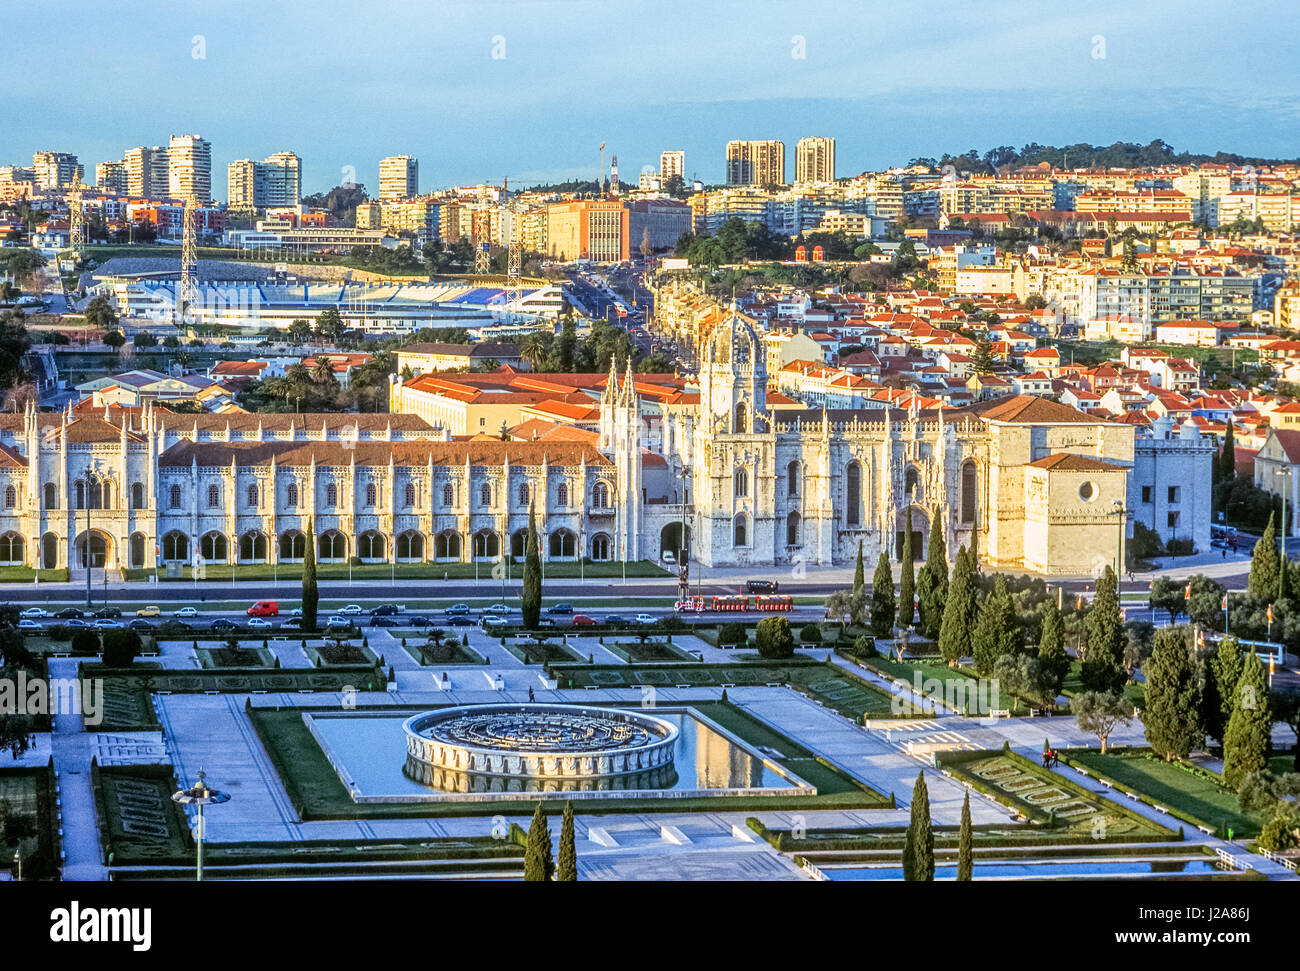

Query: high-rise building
(32, 151), (82, 189)
(795, 137), (836, 184)
(379, 155), (418, 201)
(725, 140), (785, 187)
(167, 134), (213, 203)
(95, 161), (128, 193)
(545, 199), (630, 261)
(227, 152), (301, 208)
(660, 150), (685, 182)
(124, 146), (169, 198)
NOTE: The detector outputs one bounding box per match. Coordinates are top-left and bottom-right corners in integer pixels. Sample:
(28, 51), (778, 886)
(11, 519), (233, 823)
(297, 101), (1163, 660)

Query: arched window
(3, 486), (14, 509)
(846, 461), (861, 527)
(404, 482), (416, 507)
(961, 460), (977, 524)
(519, 482), (530, 506)
(733, 514), (748, 547)
(396, 530), (424, 560)
(548, 530), (576, 558)
(787, 511), (801, 547)
(318, 530), (346, 560)
(131, 482), (144, 509)
(326, 483), (338, 507)
(239, 531), (268, 562)
(42, 533), (58, 570)
(787, 461), (800, 497)
(734, 402), (747, 434)
(442, 483), (453, 506)
(734, 469), (748, 498)
(200, 532), (227, 561)
(435, 531), (461, 560)
(246, 483), (258, 509)
(358, 530), (385, 559)
(365, 482), (377, 507)
(473, 531), (500, 558)
(592, 482), (609, 508)
(480, 483), (491, 507)
(207, 484), (220, 508)
(129, 532), (147, 569)
(44, 483), (56, 509)
(162, 531), (189, 561)
(279, 530), (305, 560)
(0, 532), (24, 564)
(591, 534), (610, 560)
(510, 529), (527, 558)
(74, 480), (84, 509)
(87, 479), (102, 509)
(905, 466), (920, 500)
(286, 482), (298, 507)
(169, 484), (181, 509)
(557, 483), (568, 507)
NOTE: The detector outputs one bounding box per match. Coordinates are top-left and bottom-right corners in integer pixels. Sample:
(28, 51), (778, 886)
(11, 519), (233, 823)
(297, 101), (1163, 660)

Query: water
(308, 707), (805, 799)
(823, 859), (1232, 880)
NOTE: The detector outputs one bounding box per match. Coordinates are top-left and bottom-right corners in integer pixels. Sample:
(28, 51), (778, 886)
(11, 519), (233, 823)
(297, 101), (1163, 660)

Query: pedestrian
(528, 686), (535, 702)
(1222, 547), (1227, 560)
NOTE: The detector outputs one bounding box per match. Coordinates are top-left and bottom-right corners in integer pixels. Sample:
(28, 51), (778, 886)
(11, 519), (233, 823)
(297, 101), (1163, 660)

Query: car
(66, 619), (93, 629)
(161, 621), (193, 632)
(326, 615), (353, 629)
(174, 607), (198, 618)
(279, 618), (304, 630)
(289, 607), (303, 617)
(480, 615), (506, 628)
(745, 579), (778, 595)
(604, 614), (630, 626)
(446, 616), (475, 628)
(55, 607), (86, 619)
(247, 600), (279, 617)
(136, 605), (162, 617)
(634, 613), (657, 625)
(18, 619), (41, 632)
(445, 603), (470, 616)
(572, 614), (598, 627)
(404, 615), (431, 627)
(482, 603), (511, 615)
(369, 604), (399, 616)
(545, 603), (574, 615)
(93, 607), (123, 619)
(246, 617), (273, 629)
(20, 607), (50, 619)
(661, 551), (676, 564)
(128, 620), (156, 632)
(93, 619), (122, 630)
(370, 616), (400, 628)
(209, 618), (237, 631)
(337, 604), (365, 616)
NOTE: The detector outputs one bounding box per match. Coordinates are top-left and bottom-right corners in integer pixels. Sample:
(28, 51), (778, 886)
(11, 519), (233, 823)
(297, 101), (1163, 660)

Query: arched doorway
(472, 530), (500, 560)
(434, 530), (462, 562)
(240, 531), (269, 563)
(75, 529), (113, 568)
(396, 530), (424, 562)
(895, 506), (928, 560)
(129, 532), (148, 569)
(161, 531), (189, 562)
(318, 530), (348, 562)
(357, 530), (385, 561)
(0, 532), (24, 565)
(548, 529), (576, 559)
(510, 529), (528, 559)
(659, 522), (691, 562)
(200, 531), (227, 562)
(279, 530), (306, 562)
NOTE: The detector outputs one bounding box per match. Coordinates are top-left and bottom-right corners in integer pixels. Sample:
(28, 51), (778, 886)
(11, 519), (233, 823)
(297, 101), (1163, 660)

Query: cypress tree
(301, 515), (318, 631)
(1037, 600), (1070, 693)
(1222, 652), (1271, 789)
(1248, 513), (1280, 603)
(938, 547), (976, 665)
(956, 790), (973, 882)
(557, 800), (578, 881)
(1143, 627), (1204, 762)
(1219, 421), (1236, 484)
(522, 503), (542, 629)
(916, 508), (948, 639)
(852, 541), (865, 597)
(871, 552), (896, 636)
(968, 524), (979, 573)
(523, 802), (554, 881)
(898, 522), (915, 628)
(972, 574), (1020, 676)
(1082, 567), (1126, 693)
(904, 771), (934, 882)
(1206, 637), (1245, 742)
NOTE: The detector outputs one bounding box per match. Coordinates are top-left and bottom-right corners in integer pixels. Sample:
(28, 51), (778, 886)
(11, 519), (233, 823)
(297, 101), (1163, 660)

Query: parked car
(482, 603), (511, 615)
(18, 619), (41, 632)
(136, 605), (162, 617)
(572, 614), (598, 627)
(404, 615), (431, 627)
(634, 613), (657, 625)
(480, 615), (506, 628)
(128, 620), (156, 632)
(280, 618), (305, 630)
(326, 615), (353, 629)
(604, 615), (630, 626)
(66, 619), (93, 629)
(545, 603), (574, 615)
(369, 604), (399, 616)
(93, 619), (122, 630)
(289, 607), (303, 617)
(337, 604), (365, 616)
(93, 607), (123, 619)
(55, 607), (86, 619)
(174, 606), (198, 618)
(370, 616), (400, 628)
(246, 617), (273, 629)
(446, 616), (475, 628)
(445, 603), (471, 616)
(247, 600), (279, 617)
(210, 619), (237, 631)
(20, 607), (49, 619)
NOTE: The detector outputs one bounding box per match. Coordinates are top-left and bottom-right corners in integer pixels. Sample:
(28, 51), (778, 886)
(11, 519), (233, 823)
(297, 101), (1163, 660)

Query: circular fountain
(402, 704), (679, 793)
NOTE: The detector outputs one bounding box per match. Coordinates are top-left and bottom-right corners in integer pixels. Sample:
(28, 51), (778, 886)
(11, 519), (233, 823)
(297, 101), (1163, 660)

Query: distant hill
(906, 140), (1300, 175)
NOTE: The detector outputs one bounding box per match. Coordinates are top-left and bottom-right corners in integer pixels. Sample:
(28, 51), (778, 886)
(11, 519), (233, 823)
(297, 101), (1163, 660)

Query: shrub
(70, 630), (101, 655)
(800, 623), (822, 644)
(1165, 538), (1195, 557)
(755, 616), (796, 659)
(853, 634), (877, 657)
(102, 629), (142, 667)
(717, 623), (746, 647)
(46, 624), (70, 641)
(659, 615), (687, 632)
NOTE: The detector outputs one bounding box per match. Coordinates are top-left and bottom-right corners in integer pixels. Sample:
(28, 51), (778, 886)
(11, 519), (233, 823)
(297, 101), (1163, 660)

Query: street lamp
(77, 467), (103, 609)
(12, 848), (19, 882)
(1112, 500), (1127, 584)
(172, 769), (230, 882)
(1274, 467), (1292, 598)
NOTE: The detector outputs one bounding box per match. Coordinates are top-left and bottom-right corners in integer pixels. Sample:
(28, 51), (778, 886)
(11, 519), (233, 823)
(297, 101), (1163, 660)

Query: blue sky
(5, 0), (1299, 198)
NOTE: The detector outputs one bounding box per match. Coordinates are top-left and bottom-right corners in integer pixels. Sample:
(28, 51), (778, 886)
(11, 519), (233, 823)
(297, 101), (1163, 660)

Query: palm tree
(311, 358), (335, 384)
(520, 331), (550, 370)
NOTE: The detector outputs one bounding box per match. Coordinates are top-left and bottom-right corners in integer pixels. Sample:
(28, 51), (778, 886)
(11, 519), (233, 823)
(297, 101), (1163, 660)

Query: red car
(571, 614), (598, 627)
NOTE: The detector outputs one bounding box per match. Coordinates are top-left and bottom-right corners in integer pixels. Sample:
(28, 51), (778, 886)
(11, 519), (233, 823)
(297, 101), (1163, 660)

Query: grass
(857, 654), (985, 712)
(1061, 660), (1146, 708)
(1066, 748), (1266, 838)
(123, 560), (668, 582)
(91, 763), (192, 866)
(502, 638), (584, 664)
(0, 567), (69, 582)
(602, 638), (698, 663)
(196, 645), (274, 669)
(400, 639), (485, 666)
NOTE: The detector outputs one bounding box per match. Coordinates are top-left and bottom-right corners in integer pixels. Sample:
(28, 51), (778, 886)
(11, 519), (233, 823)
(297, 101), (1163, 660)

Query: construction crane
(177, 194), (199, 329)
(505, 180), (522, 322)
(67, 176), (87, 259)
(473, 183), (492, 275)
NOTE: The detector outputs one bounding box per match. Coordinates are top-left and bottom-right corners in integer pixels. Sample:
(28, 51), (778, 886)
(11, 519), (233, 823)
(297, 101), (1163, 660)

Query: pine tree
(938, 547), (976, 665)
(956, 790), (973, 882)
(898, 522), (915, 628)
(968, 524), (979, 573)
(916, 508), (948, 639)
(852, 541), (865, 597)
(301, 516), (318, 631)
(523, 802), (554, 881)
(1222, 652), (1271, 789)
(1143, 627), (1204, 762)
(904, 771), (934, 881)
(971, 574), (1020, 676)
(1206, 637), (1245, 743)
(1082, 567), (1126, 693)
(871, 552), (896, 637)
(1248, 513), (1280, 603)
(557, 800), (578, 881)
(1219, 421), (1236, 484)
(522, 503), (542, 629)
(1037, 600), (1070, 695)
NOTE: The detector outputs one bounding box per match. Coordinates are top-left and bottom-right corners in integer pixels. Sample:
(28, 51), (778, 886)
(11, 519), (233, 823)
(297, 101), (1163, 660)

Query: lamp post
(1112, 500), (1127, 585)
(12, 848), (20, 882)
(78, 468), (102, 609)
(172, 769), (230, 882)
(1275, 467), (1292, 601)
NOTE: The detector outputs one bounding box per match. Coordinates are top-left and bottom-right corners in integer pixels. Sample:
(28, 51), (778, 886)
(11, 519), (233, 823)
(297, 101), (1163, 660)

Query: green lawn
(1061, 660), (1146, 708)
(860, 655), (984, 713)
(124, 560), (668, 582)
(0, 567), (69, 582)
(1066, 749), (1265, 838)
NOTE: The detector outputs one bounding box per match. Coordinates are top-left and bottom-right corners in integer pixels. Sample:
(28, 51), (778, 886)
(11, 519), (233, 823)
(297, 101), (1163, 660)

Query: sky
(5, 0), (1300, 199)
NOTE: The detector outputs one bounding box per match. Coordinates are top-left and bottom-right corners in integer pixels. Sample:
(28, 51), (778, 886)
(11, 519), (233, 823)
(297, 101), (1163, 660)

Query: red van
(247, 600), (279, 617)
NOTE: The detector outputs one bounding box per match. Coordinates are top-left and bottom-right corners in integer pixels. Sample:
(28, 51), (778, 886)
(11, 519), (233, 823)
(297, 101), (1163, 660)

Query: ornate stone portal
(402, 704), (679, 793)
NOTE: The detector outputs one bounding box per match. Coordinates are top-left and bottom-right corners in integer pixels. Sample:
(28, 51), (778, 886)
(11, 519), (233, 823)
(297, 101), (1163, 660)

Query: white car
(174, 606), (198, 618)
(18, 619), (41, 631)
(20, 607), (50, 619)
(326, 615), (353, 629)
(480, 615), (506, 628)
(94, 619), (122, 629)
(634, 613), (658, 625)
(337, 604), (365, 616)
(247, 617), (273, 628)
(482, 603), (511, 615)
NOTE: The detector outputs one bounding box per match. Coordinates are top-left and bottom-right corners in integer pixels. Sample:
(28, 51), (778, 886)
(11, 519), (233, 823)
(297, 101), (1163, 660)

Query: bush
(659, 615), (687, 632)
(717, 623), (746, 647)
(755, 616), (796, 659)
(70, 630), (101, 655)
(46, 624), (70, 641)
(800, 623), (822, 644)
(853, 634), (877, 657)
(102, 629), (142, 667)
(1165, 538), (1195, 556)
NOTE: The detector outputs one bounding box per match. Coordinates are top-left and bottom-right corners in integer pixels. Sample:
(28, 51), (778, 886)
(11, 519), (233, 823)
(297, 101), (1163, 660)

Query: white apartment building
(124, 146), (170, 198)
(725, 140), (785, 187)
(795, 137), (836, 184)
(660, 151), (685, 182)
(95, 161), (127, 194)
(32, 151), (81, 189)
(167, 134), (213, 203)
(379, 155), (419, 201)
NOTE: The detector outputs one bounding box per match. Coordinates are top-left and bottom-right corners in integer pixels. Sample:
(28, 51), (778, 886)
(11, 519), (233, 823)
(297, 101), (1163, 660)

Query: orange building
(545, 200), (630, 262)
